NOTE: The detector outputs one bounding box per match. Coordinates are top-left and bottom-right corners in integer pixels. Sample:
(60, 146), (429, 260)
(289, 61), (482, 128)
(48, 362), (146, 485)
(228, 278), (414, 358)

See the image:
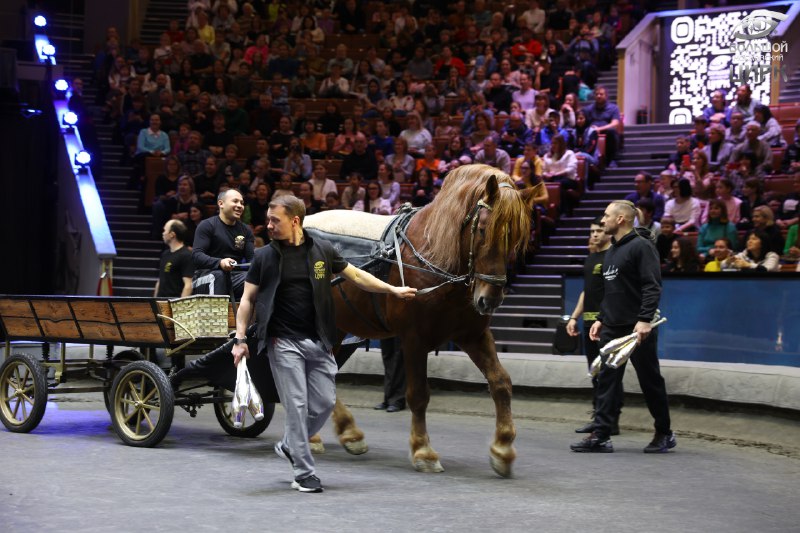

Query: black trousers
(379, 337), (406, 407)
(583, 322), (624, 414)
(593, 325), (670, 439)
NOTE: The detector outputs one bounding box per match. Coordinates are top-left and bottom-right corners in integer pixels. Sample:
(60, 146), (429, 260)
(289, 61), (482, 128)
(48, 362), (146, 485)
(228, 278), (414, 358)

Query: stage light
(62, 111), (79, 130)
(74, 150), (92, 171)
(55, 79), (68, 91)
(41, 43), (55, 57)
(34, 15), (47, 28)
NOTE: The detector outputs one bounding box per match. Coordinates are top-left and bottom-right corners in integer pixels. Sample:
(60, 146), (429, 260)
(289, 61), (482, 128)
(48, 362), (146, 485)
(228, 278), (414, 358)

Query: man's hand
(391, 286), (417, 300)
(220, 258), (237, 272)
(232, 342), (249, 366)
(633, 320), (652, 343)
(589, 320), (602, 341)
(566, 317), (578, 336)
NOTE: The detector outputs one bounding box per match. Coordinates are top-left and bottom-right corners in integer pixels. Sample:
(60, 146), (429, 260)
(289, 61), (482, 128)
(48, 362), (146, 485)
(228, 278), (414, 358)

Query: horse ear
(486, 174), (499, 202)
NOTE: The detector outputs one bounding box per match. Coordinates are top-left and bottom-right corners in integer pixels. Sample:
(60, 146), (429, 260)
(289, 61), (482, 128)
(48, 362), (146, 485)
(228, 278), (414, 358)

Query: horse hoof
(490, 455), (513, 478)
(310, 441), (326, 454)
(343, 439), (368, 455)
(413, 458), (445, 473)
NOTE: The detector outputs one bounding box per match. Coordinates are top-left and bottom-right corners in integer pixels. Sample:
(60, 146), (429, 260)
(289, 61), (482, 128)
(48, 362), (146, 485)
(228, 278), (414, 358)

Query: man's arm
(231, 280), (258, 365)
(192, 219), (229, 271)
(566, 291), (584, 336)
(635, 243), (662, 342)
(338, 264), (417, 298)
(180, 277), (192, 297)
(153, 280), (160, 297)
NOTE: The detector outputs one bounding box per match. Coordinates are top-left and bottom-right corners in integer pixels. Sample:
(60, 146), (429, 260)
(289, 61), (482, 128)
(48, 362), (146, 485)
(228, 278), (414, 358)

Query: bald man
(571, 200), (675, 454)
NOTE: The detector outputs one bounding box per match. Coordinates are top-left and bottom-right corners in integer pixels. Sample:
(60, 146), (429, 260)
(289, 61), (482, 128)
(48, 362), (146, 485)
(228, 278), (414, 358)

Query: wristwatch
(234, 336), (247, 345)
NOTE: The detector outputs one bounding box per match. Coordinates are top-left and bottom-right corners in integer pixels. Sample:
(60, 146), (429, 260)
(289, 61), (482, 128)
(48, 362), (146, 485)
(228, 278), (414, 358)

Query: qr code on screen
(668, 10), (771, 125)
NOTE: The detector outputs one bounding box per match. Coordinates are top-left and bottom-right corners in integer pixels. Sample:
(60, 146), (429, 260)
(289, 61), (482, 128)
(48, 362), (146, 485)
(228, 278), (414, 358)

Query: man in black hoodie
(571, 200), (676, 454)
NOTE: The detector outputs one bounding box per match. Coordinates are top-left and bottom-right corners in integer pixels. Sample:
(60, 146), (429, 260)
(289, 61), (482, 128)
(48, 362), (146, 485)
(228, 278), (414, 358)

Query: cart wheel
(213, 387), (274, 438)
(110, 361), (174, 447)
(0, 353), (48, 433)
(103, 350), (145, 412)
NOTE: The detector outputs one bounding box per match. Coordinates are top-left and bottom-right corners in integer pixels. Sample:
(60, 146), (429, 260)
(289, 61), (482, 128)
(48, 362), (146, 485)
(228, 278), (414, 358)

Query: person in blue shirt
(624, 172), (665, 221)
(130, 113), (170, 191)
(582, 86), (621, 167)
(499, 112), (533, 158)
(536, 111), (569, 152)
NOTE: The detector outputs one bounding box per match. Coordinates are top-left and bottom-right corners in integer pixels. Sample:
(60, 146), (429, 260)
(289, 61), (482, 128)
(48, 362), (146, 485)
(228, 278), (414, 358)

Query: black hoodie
(597, 228), (662, 328)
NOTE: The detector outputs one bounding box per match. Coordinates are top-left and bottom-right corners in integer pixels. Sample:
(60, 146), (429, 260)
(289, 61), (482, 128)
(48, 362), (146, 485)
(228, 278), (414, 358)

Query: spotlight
(55, 79), (69, 91)
(74, 150), (92, 171)
(41, 43), (55, 57)
(62, 111), (79, 130)
(34, 15), (47, 28)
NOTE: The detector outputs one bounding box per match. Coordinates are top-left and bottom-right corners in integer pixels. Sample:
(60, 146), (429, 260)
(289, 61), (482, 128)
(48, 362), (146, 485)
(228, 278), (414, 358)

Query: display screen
(659, 6), (789, 124)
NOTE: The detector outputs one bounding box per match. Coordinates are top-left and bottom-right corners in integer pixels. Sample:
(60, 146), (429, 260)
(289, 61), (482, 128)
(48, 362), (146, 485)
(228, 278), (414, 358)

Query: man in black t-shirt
(191, 189), (255, 299)
(566, 217), (618, 434)
(154, 220), (194, 298)
(232, 196), (417, 493)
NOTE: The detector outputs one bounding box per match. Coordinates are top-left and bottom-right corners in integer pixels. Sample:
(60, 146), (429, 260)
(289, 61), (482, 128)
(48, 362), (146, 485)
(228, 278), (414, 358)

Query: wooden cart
(0, 295), (274, 447)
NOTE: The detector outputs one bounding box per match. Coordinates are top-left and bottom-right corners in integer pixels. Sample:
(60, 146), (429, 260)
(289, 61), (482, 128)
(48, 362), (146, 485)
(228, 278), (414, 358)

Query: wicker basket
(168, 295), (230, 340)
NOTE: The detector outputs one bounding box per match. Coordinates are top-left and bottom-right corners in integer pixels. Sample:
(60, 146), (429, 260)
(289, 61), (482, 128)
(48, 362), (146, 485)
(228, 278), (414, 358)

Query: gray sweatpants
(266, 337), (337, 480)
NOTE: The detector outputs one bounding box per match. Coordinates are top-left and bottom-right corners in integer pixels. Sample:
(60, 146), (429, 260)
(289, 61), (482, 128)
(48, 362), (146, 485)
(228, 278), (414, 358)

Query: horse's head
(419, 164), (533, 316)
(466, 172), (532, 315)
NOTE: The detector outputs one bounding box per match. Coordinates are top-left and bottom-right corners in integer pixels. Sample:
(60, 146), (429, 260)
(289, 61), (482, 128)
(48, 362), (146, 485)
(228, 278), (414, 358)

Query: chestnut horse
(322, 164), (532, 477)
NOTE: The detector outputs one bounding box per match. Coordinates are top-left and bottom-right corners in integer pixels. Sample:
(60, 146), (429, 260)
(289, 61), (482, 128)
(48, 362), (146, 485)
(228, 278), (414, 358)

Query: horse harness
(335, 186), (512, 334)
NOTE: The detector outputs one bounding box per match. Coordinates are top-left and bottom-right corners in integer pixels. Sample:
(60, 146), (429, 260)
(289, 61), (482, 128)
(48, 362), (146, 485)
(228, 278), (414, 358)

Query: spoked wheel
(103, 350), (145, 413)
(0, 353), (48, 433)
(213, 387), (274, 438)
(110, 361), (174, 447)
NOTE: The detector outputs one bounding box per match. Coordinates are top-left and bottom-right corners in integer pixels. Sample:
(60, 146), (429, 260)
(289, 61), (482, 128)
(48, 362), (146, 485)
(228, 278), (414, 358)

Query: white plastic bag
(232, 359), (264, 428)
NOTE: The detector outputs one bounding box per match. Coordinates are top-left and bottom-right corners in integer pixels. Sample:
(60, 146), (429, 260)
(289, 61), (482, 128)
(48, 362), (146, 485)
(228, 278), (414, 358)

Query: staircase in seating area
(139, 0), (189, 46)
(780, 65), (800, 104)
(490, 122), (688, 355)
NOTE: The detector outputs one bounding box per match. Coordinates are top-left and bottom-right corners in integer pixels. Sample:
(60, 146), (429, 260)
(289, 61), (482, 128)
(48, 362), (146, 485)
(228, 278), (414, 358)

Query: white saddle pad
(303, 210), (395, 241)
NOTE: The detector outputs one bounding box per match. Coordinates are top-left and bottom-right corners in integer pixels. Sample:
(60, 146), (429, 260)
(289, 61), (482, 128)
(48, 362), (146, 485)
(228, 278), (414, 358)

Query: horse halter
(389, 182), (513, 296)
(460, 186), (511, 290)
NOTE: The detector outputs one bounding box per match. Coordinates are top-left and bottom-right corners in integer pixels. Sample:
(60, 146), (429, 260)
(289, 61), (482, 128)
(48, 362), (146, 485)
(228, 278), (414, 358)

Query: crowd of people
(71, 0), (651, 249)
(618, 83), (800, 273)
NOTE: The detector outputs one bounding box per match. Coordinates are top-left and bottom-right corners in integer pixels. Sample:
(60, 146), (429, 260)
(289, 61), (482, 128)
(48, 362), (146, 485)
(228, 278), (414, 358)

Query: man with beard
(192, 189), (254, 299)
(571, 200), (675, 454)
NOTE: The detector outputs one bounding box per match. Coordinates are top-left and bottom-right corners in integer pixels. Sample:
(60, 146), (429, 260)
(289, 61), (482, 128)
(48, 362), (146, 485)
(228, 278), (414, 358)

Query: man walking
(232, 196), (416, 492)
(566, 216), (618, 434)
(571, 200), (675, 453)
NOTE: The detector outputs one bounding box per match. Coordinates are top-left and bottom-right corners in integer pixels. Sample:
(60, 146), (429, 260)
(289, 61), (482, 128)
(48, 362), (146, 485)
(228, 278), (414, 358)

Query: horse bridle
(392, 182), (512, 295)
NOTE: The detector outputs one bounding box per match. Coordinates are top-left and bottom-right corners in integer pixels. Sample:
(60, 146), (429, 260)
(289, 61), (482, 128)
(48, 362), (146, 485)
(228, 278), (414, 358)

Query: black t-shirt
(192, 216), (255, 270)
(267, 244), (317, 340)
(157, 246), (194, 297)
(582, 250), (606, 321)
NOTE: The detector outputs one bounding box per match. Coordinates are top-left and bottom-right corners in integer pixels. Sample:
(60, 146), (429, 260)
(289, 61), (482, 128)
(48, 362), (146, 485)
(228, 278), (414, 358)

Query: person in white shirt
(520, 0), (546, 33)
(353, 181), (393, 215)
(543, 133), (579, 214)
(308, 163), (337, 202)
(664, 178), (702, 233)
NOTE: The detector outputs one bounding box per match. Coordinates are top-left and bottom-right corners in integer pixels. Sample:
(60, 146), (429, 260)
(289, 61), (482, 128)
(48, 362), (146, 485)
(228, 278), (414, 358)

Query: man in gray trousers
(232, 195), (417, 493)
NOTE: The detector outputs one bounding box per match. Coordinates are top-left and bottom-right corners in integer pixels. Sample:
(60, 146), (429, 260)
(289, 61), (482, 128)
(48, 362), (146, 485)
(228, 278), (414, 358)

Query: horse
(306, 164), (533, 477)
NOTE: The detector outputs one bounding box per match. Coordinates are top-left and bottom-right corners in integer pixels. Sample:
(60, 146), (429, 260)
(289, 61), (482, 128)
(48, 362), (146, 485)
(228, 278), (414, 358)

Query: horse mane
(418, 164), (530, 273)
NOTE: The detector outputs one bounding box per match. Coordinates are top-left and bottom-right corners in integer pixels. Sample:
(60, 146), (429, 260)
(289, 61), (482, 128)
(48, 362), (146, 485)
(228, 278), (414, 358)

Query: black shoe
(611, 420), (620, 436)
(275, 440), (295, 466)
(292, 474), (323, 493)
(570, 433), (614, 453)
(643, 432), (676, 453)
(386, 403), (405, 413)
(575, 421), (596, 433)
(373, 402), (388, 410)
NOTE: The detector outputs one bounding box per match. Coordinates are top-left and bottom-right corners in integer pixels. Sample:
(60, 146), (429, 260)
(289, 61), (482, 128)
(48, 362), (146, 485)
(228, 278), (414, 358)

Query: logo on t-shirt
(234, 235), (245, 250)
(593, 263), (602, 275)
(603, 265), (619, 281)
(314, 261), (326, 280)
(164, 261), (172, 273)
